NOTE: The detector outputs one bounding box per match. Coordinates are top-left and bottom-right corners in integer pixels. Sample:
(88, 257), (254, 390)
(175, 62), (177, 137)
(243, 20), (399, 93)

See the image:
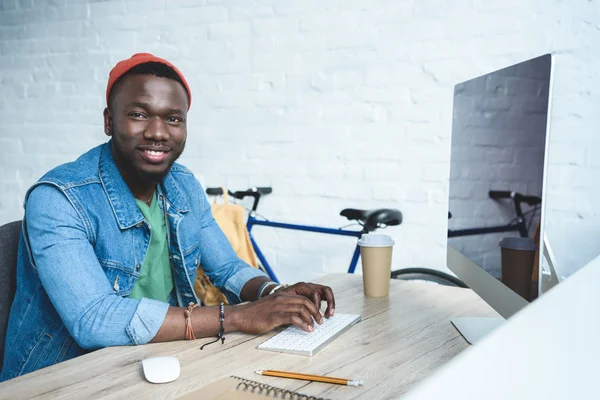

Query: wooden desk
(0, 273), (498, 400)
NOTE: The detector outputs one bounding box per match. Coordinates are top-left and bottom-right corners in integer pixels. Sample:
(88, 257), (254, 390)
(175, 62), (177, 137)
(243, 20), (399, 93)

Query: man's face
(103, 74), (188, 184)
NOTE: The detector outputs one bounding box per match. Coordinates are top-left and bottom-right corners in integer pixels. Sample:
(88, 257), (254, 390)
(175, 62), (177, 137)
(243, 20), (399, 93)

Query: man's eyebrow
(166, 108), (186, 115)
(124, 101), (151, 109)
(124, 102), (186, 115)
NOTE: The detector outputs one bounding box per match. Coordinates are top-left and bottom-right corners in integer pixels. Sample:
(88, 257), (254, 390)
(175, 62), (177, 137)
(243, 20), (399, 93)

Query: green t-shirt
(130, 192), (174, 302)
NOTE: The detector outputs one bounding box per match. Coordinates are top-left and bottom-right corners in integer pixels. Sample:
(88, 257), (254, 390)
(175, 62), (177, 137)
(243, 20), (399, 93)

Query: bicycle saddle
(340, 208), (403, 232)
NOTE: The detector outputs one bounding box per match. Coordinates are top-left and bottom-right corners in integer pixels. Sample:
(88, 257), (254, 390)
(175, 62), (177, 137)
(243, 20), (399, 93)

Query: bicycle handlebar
(488, 190), (541, 206)
(205, 187), (226, 196)
(205, 187), (272, 211)
(206, 187), (272, 199)
(488, 190), (512, 199)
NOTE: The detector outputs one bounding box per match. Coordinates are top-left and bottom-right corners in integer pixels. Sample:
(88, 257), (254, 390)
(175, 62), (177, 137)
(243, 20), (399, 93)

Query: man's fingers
(273, 293), (321, 325)
(289, 315), (313, 332)
(322, 286), (336, 317)
(289, 305), (314, 330)
(288, 283), (335, 319)
(263, 286), (335, 333)
(278, 302), (314, 328)
(294, 296), (321, 326)
(311, 291), (323, 323)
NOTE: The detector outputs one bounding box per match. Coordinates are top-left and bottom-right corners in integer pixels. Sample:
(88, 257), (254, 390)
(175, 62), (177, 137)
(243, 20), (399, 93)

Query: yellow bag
(194, 188), (258, 306)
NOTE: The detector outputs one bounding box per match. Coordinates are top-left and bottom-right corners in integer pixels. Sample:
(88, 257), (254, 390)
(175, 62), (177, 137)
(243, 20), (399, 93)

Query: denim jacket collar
(159, 165), (191, 214)
(98, 142), (190, 229)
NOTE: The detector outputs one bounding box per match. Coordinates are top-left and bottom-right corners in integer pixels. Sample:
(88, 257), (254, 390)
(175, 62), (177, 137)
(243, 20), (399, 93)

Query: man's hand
(276, 282), (335, 319)
(229, 283), (335, 335)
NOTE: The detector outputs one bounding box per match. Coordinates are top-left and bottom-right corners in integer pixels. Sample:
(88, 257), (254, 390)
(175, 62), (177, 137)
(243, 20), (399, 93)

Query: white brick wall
(1, 0), (599, 284)
(448, 55), (550, 278)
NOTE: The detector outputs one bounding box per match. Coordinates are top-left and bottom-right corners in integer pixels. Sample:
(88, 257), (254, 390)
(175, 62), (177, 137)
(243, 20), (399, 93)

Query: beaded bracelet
(200, 302), (226, 350)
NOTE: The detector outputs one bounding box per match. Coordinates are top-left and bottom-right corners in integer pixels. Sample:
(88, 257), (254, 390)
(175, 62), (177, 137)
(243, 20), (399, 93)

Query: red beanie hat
(106, 53), (192, 109)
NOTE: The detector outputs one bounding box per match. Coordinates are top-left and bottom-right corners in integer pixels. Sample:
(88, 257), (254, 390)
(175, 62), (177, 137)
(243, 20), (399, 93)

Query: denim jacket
(0, 142), (266, 381)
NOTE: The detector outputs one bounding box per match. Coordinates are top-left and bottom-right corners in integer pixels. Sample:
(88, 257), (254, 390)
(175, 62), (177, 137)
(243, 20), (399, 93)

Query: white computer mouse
(141, 356), (181, 384)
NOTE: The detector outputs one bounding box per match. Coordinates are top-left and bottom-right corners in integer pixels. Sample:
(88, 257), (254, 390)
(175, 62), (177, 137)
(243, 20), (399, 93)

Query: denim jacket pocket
(20, 332), (53, 375)
(98, 259), (135, 297)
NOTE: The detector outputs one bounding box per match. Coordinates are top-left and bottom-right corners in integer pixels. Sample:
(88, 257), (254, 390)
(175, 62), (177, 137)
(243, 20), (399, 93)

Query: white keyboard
(257, 313), (361, 356)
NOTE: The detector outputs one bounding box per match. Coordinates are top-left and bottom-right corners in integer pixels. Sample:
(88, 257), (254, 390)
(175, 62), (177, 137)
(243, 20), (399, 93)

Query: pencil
(255, 369), (363, 387)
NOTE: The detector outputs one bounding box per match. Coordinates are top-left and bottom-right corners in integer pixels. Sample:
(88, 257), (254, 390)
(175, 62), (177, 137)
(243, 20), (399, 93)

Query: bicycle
(205, 186), (403, 283)
(448, 190), (542, 239)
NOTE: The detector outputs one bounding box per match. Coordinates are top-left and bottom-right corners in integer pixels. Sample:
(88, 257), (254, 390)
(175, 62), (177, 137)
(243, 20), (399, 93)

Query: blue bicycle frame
(246, 215), (364, 283)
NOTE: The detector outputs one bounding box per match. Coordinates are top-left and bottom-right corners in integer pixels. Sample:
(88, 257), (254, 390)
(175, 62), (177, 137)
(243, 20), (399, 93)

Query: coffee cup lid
(358, 233), (394, 247)
(499, 237), (535, 251)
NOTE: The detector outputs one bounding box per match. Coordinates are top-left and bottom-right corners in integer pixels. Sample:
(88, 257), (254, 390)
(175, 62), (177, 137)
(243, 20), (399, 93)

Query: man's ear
(103, 107), (112, 136)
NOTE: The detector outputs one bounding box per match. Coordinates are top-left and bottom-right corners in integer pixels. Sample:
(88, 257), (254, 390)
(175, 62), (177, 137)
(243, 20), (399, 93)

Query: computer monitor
(446, 53), (558, 343)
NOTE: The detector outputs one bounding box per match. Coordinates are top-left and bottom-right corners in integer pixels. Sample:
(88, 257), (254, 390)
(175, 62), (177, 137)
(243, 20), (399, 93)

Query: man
(0, 53), (334, 381)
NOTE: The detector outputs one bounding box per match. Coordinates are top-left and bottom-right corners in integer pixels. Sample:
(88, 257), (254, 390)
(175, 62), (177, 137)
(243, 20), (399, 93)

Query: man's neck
(130, 184), (156, 204)
(121, 169), (156, 203)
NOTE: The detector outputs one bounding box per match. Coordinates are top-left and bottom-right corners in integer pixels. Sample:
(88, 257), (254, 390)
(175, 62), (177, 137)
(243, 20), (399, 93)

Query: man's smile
(138, 147), (171, 164)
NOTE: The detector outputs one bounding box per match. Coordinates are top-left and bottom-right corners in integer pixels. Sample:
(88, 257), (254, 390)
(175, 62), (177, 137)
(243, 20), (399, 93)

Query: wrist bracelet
(257, 280), (278, 299)
(200, 302), (226, 350)
(267, 283), (289, 296)
(184, 302), (198, 340)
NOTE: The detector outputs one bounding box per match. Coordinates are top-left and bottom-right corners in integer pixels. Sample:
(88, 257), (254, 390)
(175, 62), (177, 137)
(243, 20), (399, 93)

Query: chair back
(0, 220), (21, 372)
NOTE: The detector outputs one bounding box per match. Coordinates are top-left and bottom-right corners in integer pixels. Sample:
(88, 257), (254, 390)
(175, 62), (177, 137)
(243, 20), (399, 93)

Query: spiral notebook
(177, 375), (331, 400)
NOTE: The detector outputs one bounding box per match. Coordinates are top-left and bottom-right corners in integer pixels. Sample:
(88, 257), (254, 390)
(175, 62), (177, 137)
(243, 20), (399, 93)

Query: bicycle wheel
(391, 268), (468, 288)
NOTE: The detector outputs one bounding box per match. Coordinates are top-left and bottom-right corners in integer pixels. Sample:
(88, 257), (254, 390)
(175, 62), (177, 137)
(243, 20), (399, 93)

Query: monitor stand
(451, 317), (504, 344)
(445, 246), (528, 345)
